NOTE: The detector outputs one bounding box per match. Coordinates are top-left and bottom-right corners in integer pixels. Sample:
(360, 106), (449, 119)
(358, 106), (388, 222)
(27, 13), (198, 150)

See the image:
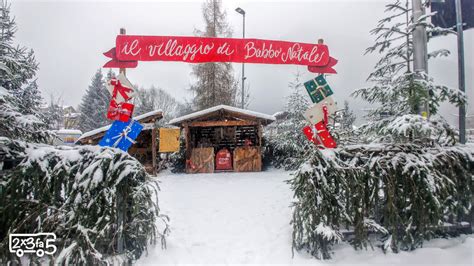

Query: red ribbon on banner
(103, 35), (337, 73)
(103, 48), (138, 68)
(308, 57), (338, 74)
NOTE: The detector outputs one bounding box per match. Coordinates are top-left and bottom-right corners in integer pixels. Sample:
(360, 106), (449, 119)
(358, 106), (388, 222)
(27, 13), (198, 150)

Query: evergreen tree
(0, 139), (169, 264)
(0, 1), (37, 94)
(16, 79), (43, 115)
(43, 94), (64, 130)
(0, 0), (50, 143)
(78, 69), (110, 132)
(290, 1), (473, 260)
(290, 144), (473, 259)
(267, 70), (311, 169)
(332, 100), (358, 145)
(106, 68), (116, 80)
(340, 100), (356, 131)
(352, 0), (464, 144)
(190, 0), (237, 110)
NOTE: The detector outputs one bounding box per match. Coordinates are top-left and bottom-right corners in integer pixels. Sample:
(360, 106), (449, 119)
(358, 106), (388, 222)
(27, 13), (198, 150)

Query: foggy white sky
(11, 0), (473, 126)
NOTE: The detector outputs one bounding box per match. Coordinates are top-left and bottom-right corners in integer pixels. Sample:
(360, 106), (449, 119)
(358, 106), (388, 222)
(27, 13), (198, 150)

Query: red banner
(104, 35), (337, 73)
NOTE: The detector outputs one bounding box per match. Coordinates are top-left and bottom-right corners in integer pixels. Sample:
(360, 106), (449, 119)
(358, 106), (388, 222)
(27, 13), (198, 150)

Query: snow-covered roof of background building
(55, 129), (83, 135)
(76, 109), (163, 143)
(272, 111), (289, 120)
(169, 105), (275, 126)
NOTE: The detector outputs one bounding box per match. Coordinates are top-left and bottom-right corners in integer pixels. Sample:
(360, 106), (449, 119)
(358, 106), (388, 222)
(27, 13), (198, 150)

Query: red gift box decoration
(303, 125), (320, 145)
(107, 99), (134, 122)
(302, 122), (337, 149)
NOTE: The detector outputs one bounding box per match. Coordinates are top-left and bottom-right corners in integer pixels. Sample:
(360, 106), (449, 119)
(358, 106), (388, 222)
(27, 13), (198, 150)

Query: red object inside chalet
(215, 148), (233, 170)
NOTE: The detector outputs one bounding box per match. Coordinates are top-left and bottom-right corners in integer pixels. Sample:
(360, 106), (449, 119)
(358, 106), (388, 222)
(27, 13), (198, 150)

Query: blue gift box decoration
(99, 120), (143, 152)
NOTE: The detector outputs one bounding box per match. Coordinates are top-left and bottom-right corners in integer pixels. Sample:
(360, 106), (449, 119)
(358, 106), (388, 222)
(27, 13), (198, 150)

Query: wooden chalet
(169, 105), (275, 174)
(76, 110), (163, 174)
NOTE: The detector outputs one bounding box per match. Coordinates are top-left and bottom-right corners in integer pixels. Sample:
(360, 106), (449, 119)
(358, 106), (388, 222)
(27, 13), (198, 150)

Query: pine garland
(290, 144), (473, 259)
(0, 138), (169, 264)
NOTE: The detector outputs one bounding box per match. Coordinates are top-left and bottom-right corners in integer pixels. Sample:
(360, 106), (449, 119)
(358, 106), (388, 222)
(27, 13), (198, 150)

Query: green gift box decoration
(304, 79), (318, 91)
(315, 75), (327, 86)
(320, 84), (333, 97)
(304, 79), (325, 103)
(315, 75), (333, 97)
(304, 75), (334, 103)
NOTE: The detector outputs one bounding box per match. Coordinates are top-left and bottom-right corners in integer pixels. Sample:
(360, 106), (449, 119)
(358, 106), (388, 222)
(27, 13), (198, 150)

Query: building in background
(53, 129), (83, 146)
(62, 106), (81, 129)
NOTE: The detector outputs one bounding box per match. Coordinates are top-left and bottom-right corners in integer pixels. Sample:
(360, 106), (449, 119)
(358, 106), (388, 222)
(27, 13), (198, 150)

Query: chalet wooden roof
(76, 110), (163, 144)
(169, 105), (275, 127)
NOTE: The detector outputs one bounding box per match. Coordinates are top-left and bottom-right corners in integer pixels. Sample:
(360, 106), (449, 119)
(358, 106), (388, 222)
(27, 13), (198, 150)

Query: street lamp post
(455, 0), (466, 144)
(235, 7), (246, 109)
(412, 0), (429, 118)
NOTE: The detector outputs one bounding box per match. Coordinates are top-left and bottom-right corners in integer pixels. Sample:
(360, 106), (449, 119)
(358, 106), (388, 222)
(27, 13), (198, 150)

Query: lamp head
(235, 7), (245, 15)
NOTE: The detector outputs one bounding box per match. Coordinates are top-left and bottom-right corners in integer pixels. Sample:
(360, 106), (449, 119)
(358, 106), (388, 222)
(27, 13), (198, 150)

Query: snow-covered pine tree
(0, 1), (37, 94)
(78, 69), (111, 132)
(290, 145), (473, 259)
(106, 68), (116, 80)
(43, 94), (64, 130)
(290, 0), (473, 260)
(0, 0), (50, 143)
(332, 100), (358, 145)
(190, 0), (237, 110)
(266, 70), (311, 170)
(0, 138), (169, 264)
(340, 100), (356, 131)
(352, 0), (464, 144)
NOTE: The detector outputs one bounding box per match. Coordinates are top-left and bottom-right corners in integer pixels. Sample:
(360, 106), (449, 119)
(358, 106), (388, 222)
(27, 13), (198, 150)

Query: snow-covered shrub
(0, 138), (169, 264)
(356, 114), (457, 145)
(290, 144), (473, 259)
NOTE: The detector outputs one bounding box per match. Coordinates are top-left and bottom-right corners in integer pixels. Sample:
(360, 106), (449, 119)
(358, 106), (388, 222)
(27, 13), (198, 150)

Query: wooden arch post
(119, 28), (127, 76)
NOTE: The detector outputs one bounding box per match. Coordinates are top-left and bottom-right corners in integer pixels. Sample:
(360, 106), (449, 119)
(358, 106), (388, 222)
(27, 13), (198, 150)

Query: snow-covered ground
(138, 169), (473, 265)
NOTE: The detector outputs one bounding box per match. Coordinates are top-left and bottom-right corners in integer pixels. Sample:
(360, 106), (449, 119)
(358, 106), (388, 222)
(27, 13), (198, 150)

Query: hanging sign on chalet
(103, 35), (337, 73)
(159, 128), (181, 153)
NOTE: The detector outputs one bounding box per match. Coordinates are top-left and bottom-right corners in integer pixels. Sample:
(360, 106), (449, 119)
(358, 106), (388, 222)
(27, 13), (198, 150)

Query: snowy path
(137, 170), (473, 265)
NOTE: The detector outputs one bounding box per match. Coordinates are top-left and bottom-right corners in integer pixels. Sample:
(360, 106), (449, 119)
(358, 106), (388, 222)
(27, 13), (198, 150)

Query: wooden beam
(152, 127), (157, 175)
(188, 120), (258, 127)
(184, 123), (191, 161)
(119, 28), (126, 76)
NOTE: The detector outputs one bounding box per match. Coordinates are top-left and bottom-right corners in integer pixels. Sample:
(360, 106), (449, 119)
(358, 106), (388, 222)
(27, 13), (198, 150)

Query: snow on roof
(77, 109), (163, 142)
(134, 109), (163, 121)
(169, 105), (275, 125)
(272, 111), (289, 120)
(55, 129), (83, 135)
(272, 111), (286, 117)
(64, 113), (80, 118)
(77, 124), (111, 143)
